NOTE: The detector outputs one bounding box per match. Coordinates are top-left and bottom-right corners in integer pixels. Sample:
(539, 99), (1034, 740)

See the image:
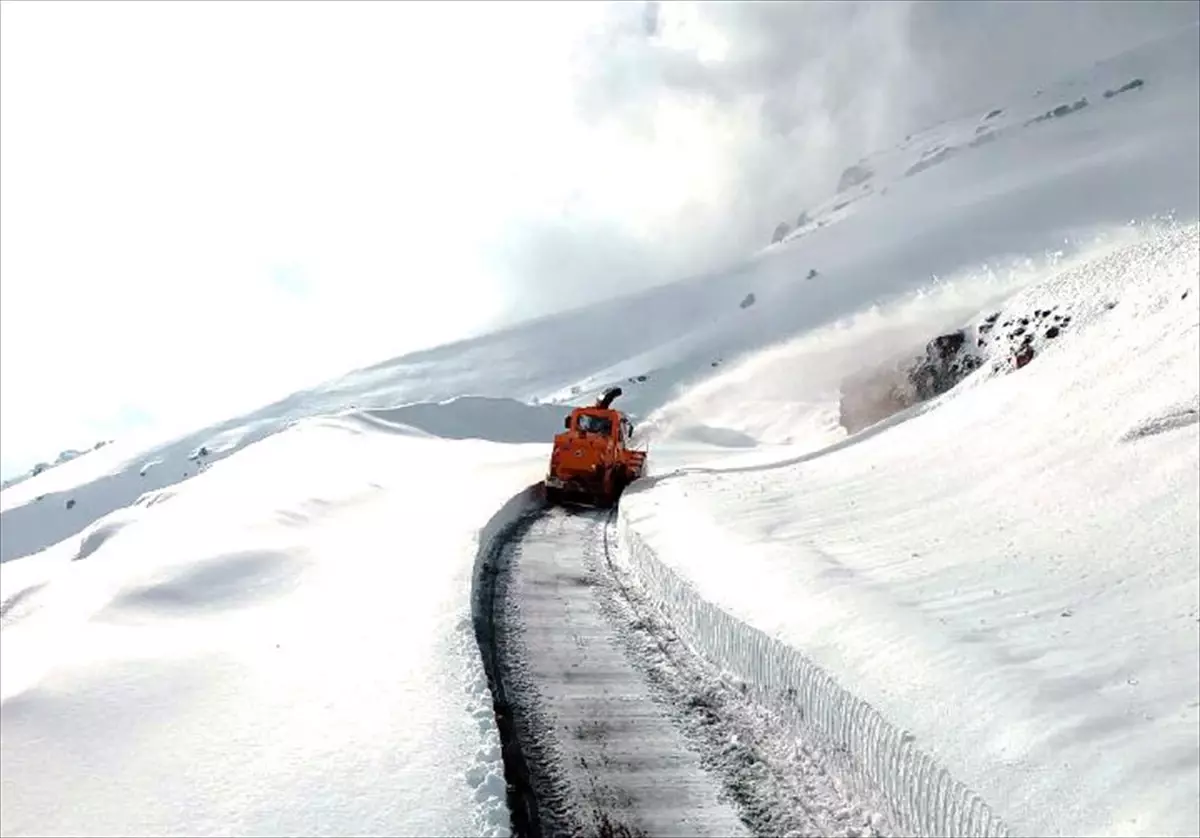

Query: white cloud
(2, 0), (1194, 477)
(0, 0), (597, 474)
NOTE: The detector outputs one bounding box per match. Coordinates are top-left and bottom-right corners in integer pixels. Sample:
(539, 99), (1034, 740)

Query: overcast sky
(1, 0), (1195, 478)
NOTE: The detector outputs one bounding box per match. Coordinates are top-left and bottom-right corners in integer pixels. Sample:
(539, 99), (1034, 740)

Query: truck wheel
(609, 466), (628, 506)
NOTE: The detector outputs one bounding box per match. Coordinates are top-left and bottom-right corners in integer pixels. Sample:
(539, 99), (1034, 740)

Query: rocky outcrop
(905, 146), (957, 178)
(838, 304), (1077, 434)
(1103, 78), (1144, 99)
(837, 163), (873, 193)
(1025, 96), (1089, 126)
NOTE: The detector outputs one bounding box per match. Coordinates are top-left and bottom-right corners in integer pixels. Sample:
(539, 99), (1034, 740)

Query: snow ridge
(616, 513), (1011, 838)
(471, 487), (568, 838)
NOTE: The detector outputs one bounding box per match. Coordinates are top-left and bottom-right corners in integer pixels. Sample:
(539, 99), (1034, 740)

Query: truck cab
(545, 389), (646, 507)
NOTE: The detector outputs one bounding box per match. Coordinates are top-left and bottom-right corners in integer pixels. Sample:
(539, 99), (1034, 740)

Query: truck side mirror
(564, 416), (571, 429)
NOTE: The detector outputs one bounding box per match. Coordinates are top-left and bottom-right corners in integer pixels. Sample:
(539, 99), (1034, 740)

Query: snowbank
(617, 222), (1200, 837)
(615, 517), (1009, 838)
(360, 396), (570, 443)
(2, 21), (1196, 838)
(0, 416), (291, 565)
(0, 417), (547, 837)
(0, 397), (562, 565)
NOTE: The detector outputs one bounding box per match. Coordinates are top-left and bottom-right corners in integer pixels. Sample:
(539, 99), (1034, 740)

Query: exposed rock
(1026, 97), (1089, 126)
(969, 131), (998, 149)
(836, 163), (873, 193)
(65, 499), (77, 510)
(838, 299), (1080, 436)
(908, 330), (970, 400)
(905, 146), (956, 178)
(1103, 78), (1144, 99)
(984, 108), (1004, 121)
(739, 293), (757, 310)
(54, 449), (83, 466)
(795, 210), (809, 228)
(771, 222), (791, 244)
(806, 269), (819, 281)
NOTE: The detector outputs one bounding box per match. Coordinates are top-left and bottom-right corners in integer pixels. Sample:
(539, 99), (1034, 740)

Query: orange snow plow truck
(545, 387), (647, 508)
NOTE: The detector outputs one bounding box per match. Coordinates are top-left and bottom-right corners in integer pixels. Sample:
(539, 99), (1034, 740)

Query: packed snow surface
(488, 509), (755, 837)
(1, 421), (550, 836)
(621, 223), (1200, 837)
(2, 23), (1198, 838)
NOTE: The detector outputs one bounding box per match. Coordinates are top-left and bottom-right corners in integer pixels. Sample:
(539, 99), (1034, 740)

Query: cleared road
(474, 503), (888, 838)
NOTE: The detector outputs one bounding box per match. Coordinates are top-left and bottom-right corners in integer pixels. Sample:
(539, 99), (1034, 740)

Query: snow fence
(616, 510), (1011, 838)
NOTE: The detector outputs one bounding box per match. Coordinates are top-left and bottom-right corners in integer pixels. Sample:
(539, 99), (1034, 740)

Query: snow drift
(617, 221), (1200, 837)
(2, 22), (1198, 838)
(0, 397), (564, 565)
(1, 419), (548, 837)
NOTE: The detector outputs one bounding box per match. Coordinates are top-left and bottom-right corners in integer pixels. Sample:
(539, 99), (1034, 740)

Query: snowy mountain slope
(0, 397), (568, 565)
(6, 23), (1196, 573)
(619, 221), (1200, 837)
(776, 20), (1199, 250)
(2, 421), (547, 837)
(2, 22), (1198, 838)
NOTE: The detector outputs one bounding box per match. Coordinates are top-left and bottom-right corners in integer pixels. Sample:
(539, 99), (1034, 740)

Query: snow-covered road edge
(471, 484), (548, 838)
(615, 509), (1011, 838)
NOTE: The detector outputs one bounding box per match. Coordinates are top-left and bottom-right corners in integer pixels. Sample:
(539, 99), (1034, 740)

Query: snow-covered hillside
(2, 22), (1198, 838)
(622, 222), (1200, 838)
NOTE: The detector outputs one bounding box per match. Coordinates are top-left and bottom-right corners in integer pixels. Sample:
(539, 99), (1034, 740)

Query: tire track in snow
(474, 497), (889, 838)
(594, 510), (890, 838)
(478, 505), (749, 837)
(473, 505), (546, 838)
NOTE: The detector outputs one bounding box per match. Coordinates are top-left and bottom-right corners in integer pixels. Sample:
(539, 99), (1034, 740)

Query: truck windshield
(577, 414), (612, 435)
